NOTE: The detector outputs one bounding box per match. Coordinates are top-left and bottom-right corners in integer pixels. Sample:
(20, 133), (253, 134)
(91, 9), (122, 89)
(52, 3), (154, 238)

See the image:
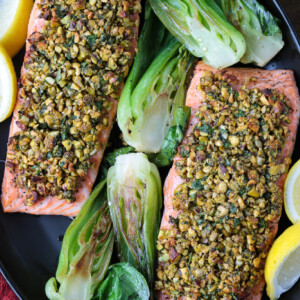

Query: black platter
(1, 0), (300, 299)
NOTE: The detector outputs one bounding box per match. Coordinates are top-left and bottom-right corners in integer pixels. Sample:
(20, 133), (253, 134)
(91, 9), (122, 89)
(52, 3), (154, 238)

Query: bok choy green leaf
(216, 0), (284, 66)
(95, 263), (150, 300)
(45, 180), (113, 300)
(149, 0), (246, 69)
(147, 106), (190, 167)
(117, 7), (194, 163)
(107, 153), (162, 296)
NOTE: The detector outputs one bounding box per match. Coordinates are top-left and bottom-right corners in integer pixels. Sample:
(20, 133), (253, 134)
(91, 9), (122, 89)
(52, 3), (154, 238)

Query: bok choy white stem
(117, 7), (194, 164)
(216, 0), (284, 66)
(149, 0), (246, 69)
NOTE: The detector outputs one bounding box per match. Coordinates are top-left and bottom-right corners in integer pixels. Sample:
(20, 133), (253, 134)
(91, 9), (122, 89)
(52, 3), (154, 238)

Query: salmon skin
(1, 0), (140, 216)
(156, 62), (300, 299)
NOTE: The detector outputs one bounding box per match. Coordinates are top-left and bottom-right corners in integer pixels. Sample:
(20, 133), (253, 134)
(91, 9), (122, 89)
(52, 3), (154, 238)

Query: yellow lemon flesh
(284, 159), (300, 224)
(265, 223), (300, 300)
(0, 45), (17, 122)
(0, 0), (33, 57)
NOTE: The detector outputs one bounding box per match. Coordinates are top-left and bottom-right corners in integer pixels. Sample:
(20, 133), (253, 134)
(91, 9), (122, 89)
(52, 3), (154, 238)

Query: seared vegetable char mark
(156, 71), (292, 299)
(45, 179), (114, 300)
(6, 0), (141, 204)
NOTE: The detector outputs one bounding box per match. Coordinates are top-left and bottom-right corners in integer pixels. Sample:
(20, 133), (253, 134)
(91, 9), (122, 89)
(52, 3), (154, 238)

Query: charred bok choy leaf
(117, 7), (193, 165)
(107, 153), (162, 296)
(149, 0), (246, 69)
(45, 180), (113, 300)
(95, 263), (150, 300)
(216, 0), (284, 66)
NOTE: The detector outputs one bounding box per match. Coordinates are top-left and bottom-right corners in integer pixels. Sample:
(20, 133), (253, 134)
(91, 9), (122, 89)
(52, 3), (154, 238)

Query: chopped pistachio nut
(156, 72), (292, 299)
(7, 0), (140, 204)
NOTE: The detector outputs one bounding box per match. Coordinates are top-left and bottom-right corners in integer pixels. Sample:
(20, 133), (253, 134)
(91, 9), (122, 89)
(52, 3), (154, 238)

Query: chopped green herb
(191, 180), (204, 190)
(87, 35), (97, 49)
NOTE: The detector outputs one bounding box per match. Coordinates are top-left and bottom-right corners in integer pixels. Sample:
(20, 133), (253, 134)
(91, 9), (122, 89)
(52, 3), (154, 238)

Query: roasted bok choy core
(98, 146), (135, 181)
(95, 263), (150, 300)
(45, 180), (113, 300)
(149, 0), (246, 69)
(216, 0), (284, 66)
(107, 153), (162, 294)
(117, 8), (193, 164)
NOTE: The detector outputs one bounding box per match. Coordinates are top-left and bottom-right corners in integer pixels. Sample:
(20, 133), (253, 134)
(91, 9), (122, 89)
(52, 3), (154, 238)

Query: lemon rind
(284, 160), (300, 224)
(265, 223), (300, 299)
(0, 44), (17, 122)
(0, 0), (33, 57)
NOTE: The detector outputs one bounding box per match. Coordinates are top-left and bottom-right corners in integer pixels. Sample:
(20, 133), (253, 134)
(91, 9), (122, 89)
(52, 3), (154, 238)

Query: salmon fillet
(1, 0), (140, 216)
(157, 62), (300, 299)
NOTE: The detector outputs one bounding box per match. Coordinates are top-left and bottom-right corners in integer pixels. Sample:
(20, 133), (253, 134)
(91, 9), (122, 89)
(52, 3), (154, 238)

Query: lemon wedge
(284, 159), (300, 224)
(0, 0), (33, 57)
(265, 223), (300, 300)
(0, 44), (17, 122)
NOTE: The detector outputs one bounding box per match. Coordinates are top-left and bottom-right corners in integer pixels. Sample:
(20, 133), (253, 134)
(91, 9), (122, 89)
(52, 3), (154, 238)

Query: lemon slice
(0, 44), (17, 122)
(284, 159), (300, 224)
(0, 0), (33, 57)
(265, 223), (300, 300)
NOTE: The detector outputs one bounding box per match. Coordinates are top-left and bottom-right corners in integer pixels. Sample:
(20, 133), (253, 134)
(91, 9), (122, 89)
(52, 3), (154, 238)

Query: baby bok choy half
(149, 0), (246, 69)
(45, 180), (113, 300)
(117, 7), (194, 166)
(107, 153), (162, 297)
(216, 0), (284, 66)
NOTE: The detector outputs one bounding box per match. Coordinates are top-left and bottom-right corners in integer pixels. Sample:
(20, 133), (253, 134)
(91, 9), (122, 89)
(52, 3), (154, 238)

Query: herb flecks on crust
(156, 71), (292, 299)
(6, 0), (141, 204)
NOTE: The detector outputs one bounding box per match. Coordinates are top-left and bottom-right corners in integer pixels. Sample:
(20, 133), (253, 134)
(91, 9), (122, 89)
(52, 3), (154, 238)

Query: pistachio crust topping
(156, 71), (292, 299)
(7, 0), (141, 204)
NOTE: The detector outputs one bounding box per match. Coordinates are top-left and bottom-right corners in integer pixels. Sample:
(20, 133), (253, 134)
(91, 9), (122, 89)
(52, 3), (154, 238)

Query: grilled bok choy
(149, 0), (246, 69)
(216, 0), (284, 66)
(117, 8), (193, 164)
(107, 153), (162, 295)
(45, 180), (113, 300)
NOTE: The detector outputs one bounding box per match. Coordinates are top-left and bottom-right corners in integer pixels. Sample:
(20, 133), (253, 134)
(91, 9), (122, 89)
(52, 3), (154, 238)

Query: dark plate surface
(1, 0), (300, 299)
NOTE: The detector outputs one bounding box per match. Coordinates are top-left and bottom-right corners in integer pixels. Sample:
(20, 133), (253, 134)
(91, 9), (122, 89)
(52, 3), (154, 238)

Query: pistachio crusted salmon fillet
(1, 0), (141, 216)
(156, 62), (300, 299)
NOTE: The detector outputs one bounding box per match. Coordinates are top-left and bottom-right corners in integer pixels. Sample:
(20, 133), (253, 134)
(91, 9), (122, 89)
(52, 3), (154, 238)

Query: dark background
(281, 0), (300, 35)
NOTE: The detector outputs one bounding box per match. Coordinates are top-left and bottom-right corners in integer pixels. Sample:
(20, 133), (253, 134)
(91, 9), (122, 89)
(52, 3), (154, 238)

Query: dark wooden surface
(281, 0), (300, 36)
